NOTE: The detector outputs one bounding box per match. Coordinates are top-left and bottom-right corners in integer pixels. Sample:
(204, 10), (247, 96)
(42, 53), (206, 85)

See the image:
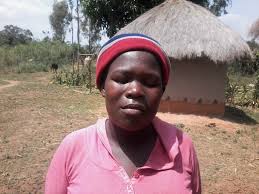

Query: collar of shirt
(95, 117), (180, 172)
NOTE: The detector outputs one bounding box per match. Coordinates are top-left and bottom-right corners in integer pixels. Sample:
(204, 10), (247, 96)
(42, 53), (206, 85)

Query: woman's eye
(112, 75), (129, 84)
(144, 77), (161, 87)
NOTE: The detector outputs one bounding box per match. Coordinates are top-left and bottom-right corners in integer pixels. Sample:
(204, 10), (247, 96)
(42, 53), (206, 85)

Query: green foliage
(81, 17), (101, 53)
(49, 0), (71, 41)
(235, 84), (254, 107)
(54, 71), (86, 86)
(226, 73), (258, 108)
(207, 0), (231, 16)
(225, 74), (238, 105)
(53, 63), (95, 90)
(247, 40), (259, 50)
(228, 42), (259, 76)
(0, 25), (33, 46)
(80, 0), (231, 37)
(254, 74), (259, 103)
(80, 0), (163, 37)
(229, 57), (257, 75)
(16, 63), (49, 73)
(0, 41), (74, 73)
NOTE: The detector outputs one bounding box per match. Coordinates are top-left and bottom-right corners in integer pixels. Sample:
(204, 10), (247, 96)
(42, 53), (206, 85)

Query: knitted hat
(96, 33), (171, 89)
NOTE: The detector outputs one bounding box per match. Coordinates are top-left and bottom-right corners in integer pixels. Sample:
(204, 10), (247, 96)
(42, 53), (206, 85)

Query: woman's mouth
(121, 104), (145, 114)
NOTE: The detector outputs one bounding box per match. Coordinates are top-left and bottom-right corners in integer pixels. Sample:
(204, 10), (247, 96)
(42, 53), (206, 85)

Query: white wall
(163, 58), (227, 104)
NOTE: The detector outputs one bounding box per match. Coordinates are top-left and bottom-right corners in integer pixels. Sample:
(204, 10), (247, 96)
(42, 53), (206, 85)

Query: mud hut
(116, 0), (251, 115)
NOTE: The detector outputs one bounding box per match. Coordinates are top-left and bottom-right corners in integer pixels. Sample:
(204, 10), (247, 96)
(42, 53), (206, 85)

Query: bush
(228, 49), (259, 76)
(0, 40), (74, 73)
(16, 63), (49, 73)
(225, 74), (238, 105)
(52, 61), (96, 92)
(226, 73), (258, 108)
(254, 74), (259, 106)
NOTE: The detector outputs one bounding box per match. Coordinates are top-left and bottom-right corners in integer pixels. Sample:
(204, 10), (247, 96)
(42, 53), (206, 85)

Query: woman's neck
(106, 119), (157, 147)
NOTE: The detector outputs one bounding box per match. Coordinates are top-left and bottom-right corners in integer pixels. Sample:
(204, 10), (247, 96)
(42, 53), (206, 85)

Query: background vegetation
(0, 40), (75, 73)
(0, 0), (258, 109)
(81, 0), (232, 37)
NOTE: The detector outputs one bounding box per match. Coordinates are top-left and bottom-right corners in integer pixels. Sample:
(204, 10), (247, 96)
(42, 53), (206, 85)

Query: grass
(224, 105), (258, 124)
(228, 73), (257, 85)
(0, 41), (74, 73)
(0, 72), (258, 194)
(0, 72), (107, 193)
(16, 63), (49, 73)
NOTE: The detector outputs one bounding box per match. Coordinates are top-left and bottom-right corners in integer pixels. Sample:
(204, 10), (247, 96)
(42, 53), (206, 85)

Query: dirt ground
(0, 72), (258, 194)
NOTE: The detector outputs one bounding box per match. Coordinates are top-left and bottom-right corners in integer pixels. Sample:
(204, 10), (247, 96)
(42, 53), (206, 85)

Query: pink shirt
(45, 117), (201, 194)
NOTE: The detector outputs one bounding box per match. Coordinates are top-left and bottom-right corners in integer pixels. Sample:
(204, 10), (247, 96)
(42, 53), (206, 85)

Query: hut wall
(160, 58), (226, 115)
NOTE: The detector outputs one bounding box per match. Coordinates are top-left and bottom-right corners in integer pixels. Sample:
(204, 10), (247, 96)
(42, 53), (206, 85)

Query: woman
(45, 33), (201, 194)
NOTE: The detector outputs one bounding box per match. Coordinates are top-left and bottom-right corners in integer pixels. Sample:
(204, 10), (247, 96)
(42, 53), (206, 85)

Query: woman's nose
(125, 81), (144, 98)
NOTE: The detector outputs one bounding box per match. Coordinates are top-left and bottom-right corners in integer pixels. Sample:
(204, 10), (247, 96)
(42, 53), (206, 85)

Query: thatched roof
(116, 0), (251, 63)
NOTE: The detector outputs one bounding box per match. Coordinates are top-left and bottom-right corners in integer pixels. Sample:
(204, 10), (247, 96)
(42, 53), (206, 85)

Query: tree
(0, 25), (33, 46)
(81, 17), (101, 53)
(80, 0), (231, 37)
(67, 0), (77, 72)
(76, 0), (81, 71)
(80, 17), (101, 93)
(247, 40), (259, 51)
(49, 0), (71, 42)
(42, 30), (51, 42)
(68, 0), (74, 44)
(249, 18), (259, 41)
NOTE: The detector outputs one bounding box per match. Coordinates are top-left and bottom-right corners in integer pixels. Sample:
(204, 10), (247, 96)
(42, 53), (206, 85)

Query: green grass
(228, 73), (257, 85)
(16, 63), (49, 73)
(0, 41), (74, 73)
(245, 107), (259, 123)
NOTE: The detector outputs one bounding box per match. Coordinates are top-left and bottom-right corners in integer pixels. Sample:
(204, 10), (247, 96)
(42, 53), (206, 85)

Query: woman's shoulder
(62, 125), (93, 144)
(59, 118), (106, 151)
(56, 124), (92, 155)
(153, 117), (199, 169)
(153, 116), (197, 159)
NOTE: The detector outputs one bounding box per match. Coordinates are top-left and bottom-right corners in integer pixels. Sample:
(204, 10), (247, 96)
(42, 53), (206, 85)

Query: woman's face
(102, 51), (163, 131)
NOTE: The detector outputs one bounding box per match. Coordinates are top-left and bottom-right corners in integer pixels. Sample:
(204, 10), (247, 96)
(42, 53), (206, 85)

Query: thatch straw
(116, 0), (251, 63)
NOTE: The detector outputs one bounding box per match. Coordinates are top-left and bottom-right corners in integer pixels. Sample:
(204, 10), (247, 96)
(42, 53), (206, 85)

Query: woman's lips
(121, 104), (145, 114)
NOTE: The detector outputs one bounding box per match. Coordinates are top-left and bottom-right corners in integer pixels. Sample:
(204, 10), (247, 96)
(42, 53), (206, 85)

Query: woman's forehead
(112, 50), (159, 62)
(107, 51), (162, 74)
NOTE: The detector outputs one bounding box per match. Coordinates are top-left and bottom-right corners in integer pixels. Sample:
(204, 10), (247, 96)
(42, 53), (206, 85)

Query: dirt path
(0, 80), (21, 92)
(0, 72), (258, 194)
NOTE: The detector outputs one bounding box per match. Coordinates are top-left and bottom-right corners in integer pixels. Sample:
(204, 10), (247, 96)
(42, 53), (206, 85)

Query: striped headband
(96, 33), (171, 89)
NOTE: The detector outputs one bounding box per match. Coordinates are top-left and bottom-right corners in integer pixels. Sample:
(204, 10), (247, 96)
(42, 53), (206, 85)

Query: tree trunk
(76, 0), (80, 73)
(71, 20), (75, 73)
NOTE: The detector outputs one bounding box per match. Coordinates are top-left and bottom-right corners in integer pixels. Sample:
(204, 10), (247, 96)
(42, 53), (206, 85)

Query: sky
(0, 0), (258, 44)
(0, 0), (53, 39)
(219, 0), (259, 40)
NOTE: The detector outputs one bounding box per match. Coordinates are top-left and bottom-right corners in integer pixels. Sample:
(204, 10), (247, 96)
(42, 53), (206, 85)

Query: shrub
(226, 72), (258, 108)
(16, 63), (49, 73)
(52, 61), (96, 92)
(228, 49), (259, 76)
(253, 73), (259, 107)
(0, 40), (74, 73)
(225, 74), (238, 105)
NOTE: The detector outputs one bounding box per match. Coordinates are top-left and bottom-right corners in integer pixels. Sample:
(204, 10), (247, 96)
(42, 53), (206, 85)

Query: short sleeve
(45, 135), (71, 194)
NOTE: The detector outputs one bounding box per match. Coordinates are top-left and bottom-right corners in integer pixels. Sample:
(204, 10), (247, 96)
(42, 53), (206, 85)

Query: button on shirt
(45, 117), (201, 194)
